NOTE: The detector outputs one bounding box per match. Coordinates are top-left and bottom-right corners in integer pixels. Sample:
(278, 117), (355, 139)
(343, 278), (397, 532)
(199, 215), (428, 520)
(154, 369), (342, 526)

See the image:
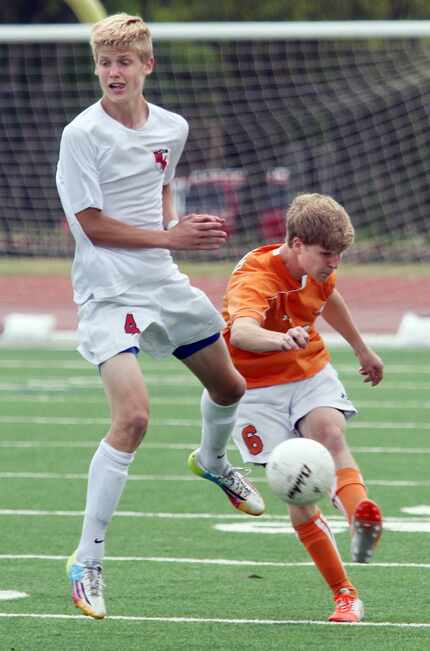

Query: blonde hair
(286, 193), (354, 253)
(90, 13), (153, 63)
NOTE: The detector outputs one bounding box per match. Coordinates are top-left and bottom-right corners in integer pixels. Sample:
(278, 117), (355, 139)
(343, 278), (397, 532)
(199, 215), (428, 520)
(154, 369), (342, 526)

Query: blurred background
(0, 1), (429, 340)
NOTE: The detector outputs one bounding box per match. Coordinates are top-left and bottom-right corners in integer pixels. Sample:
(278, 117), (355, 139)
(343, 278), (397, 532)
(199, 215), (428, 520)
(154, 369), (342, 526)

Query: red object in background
(175, 167), (289, 239)
(260, 208), (286, 240)
(260, 167), (290, 241)
(182, 170), (244, 235)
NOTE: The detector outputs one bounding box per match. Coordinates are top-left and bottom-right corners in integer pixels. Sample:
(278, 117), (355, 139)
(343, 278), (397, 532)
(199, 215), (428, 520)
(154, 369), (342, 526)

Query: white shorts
(233, 363), (357, 464)
(77, 270), (225, 366)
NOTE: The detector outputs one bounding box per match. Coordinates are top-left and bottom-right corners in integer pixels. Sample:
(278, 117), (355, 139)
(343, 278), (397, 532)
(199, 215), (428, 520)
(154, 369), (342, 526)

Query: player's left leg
(290, 504), (363, 622)
(180, 335), (265, 516)
(298, 407), (382, 562)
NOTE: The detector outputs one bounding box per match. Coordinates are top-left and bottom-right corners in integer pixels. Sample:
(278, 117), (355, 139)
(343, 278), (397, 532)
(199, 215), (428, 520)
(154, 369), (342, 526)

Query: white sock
(197, 389), (240, 474)
(76, 439), (135, 564)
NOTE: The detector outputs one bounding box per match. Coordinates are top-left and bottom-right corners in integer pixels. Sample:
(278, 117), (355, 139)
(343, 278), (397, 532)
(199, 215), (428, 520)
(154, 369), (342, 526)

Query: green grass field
(1, 346), (430, 649)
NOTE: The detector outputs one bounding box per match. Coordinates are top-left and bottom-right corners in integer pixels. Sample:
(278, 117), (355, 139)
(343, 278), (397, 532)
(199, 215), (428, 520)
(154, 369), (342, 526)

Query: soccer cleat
(351, 498), (383, 563)
(187, 449), (265, 516)
(66, 551), (106, 619)
(328, 588), (364, 623)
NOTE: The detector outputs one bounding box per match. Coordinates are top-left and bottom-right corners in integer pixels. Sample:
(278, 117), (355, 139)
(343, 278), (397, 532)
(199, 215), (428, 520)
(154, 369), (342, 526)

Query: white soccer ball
(266, 438), (335, 506)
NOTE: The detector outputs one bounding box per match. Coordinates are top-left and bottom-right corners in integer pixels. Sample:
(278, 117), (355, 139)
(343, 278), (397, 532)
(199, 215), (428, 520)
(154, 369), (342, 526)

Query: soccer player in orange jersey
(222, 193), (384, 622)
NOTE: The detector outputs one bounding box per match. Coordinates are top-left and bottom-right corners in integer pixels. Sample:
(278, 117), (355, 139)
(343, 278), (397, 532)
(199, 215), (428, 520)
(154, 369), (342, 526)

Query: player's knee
(114, 407), (149, 446)
(229, 373), (246, 403)
(311, 423), (346, 456)
(210, 372), (246, 406)
(129, 408), (149, 438)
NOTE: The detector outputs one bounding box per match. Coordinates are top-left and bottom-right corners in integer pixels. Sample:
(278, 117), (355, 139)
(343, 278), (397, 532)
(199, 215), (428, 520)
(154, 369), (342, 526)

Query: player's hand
(166, 214), (227, 250)
(356, 348), (384, 386)
(280, 326), (310, 351)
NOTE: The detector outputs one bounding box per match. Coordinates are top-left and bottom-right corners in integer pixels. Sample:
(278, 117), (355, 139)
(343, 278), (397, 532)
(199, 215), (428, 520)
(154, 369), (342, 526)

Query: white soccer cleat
(66, 551), (106, 619)
(188, 449), (265, 516)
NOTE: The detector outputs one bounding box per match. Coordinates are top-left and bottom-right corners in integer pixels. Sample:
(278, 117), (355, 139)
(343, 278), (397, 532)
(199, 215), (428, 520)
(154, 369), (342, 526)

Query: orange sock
(333, 467), (367, 524)
(294, 512), (356, 597)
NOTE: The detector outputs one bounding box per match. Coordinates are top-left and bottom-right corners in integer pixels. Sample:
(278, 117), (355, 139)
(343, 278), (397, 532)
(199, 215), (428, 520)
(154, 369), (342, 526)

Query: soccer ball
(266, 438), (335, 506)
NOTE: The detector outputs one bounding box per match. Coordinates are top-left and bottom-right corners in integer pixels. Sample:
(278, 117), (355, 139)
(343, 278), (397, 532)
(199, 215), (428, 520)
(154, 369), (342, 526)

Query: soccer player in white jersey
(56, 13), (264, 620)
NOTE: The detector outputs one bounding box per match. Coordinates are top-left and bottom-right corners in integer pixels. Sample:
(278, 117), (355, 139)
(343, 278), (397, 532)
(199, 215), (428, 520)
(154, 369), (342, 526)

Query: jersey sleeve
(56, 125), (103, 214)
(225, 271), (280, 325)
(163, 118), (189, 186)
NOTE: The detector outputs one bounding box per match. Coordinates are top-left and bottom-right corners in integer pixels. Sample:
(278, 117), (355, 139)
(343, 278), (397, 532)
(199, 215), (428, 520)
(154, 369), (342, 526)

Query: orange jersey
(222, 244), (335, 388)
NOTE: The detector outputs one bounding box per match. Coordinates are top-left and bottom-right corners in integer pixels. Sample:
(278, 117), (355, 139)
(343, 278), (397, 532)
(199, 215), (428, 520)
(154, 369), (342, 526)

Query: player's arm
(60, 125), (227, 251)
(162, 183), (179, 230)
(75, 207), (227, 251)
(322, 289), (384, 385)
(230, 317), (309, 352)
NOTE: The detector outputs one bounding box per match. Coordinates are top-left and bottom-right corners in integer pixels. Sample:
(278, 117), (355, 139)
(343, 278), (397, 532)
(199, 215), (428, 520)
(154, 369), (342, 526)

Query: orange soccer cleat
(328, 588), (364, 623)
(351, 498), (383, 563)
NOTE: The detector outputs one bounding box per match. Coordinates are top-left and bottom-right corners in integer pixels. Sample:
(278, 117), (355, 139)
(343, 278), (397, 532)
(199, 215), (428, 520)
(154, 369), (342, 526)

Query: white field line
(2, 359), (430, 373)
(0, 360), (181, 371)
(1, 380), (430, 392)
(0, 472), (428, 486)
(2, 359), (430, 375)
(0, 360), (181, 370)
(1, 554), (430, 569)
(336, 365), (430, 374)
(0, 509), (257, 518)
(0, 511), (387, 520)
(0, 416), (427, 430)
(0, 510), (427, 521)
(0, 394), (429, 410)
(0, 441), (197, 449)
(0, 395), (201, 405)
(1, 441), (430, 455)
(0, 376), (200, 390)
(0, 612), (429, 628)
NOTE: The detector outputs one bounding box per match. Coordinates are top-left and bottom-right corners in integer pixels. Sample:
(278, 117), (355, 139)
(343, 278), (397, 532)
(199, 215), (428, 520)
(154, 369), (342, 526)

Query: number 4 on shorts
(124, 313), (141, 334)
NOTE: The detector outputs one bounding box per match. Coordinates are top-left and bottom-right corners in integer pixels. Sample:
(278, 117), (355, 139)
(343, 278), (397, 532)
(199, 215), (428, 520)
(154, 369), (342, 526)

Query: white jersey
(56, 100), (189, 304)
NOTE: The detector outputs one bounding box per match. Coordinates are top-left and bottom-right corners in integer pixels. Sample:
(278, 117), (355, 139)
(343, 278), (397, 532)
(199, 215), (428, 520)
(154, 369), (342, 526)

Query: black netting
(0, 35), (429, 261)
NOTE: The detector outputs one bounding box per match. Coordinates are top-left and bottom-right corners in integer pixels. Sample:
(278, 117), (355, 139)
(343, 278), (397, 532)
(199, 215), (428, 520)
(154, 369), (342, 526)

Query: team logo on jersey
(153, 149), (169, 172)
(124, 313), (141, 334)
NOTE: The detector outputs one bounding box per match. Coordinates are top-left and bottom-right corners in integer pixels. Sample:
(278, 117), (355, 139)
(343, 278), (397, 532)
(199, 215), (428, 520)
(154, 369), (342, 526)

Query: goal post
(63, 0), (107, 24)
(0, 20), (429, 262)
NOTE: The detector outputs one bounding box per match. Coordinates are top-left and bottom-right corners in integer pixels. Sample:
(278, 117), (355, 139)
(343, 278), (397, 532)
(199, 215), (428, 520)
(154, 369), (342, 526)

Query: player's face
(95, 47), (154, 104)
(296, 242), (342, 282)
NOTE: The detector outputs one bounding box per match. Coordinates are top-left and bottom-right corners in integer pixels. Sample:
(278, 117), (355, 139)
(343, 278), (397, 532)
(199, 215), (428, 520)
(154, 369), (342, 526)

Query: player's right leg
(67, 352), (149, 618)
(290, 504), (363, 623)
(182, 336), (265, 516)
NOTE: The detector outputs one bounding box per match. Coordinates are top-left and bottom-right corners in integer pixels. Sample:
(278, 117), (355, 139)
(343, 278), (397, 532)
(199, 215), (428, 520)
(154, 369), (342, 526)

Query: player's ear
(291, 236), (304, 252)
(144, 56), (155, 75)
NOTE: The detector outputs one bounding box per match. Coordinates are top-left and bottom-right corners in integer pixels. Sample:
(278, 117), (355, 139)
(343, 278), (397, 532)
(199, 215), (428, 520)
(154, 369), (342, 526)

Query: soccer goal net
(0, 21), (429, 262)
